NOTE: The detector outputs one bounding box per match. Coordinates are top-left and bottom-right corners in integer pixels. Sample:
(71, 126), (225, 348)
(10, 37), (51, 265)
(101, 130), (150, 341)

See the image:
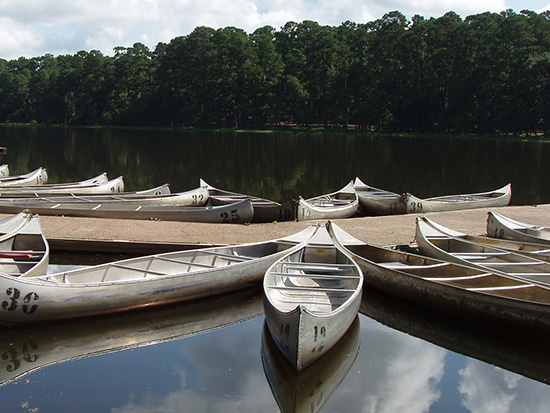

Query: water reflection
(261, 317), (360, 413)
(0, 126), (548, 206)
(0, 287), (263, 388)
(359, 287), (550, 385)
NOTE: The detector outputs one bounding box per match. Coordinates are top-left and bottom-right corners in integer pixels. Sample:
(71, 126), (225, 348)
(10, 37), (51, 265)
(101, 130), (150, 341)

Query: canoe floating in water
(354, 177), (405, 215)
(297, 181), (359, 221)
(487, 211), (550, 245)
(0, 225), (318, 325)
(261, 316), (360, 412)
(404, 183), (512, 213)
(415, 216), (550, 288)
(327, 221), (550, 329)
(263, 223), (363, 370)
(201, 178), (296, 222)
(0, 168), (48, 187)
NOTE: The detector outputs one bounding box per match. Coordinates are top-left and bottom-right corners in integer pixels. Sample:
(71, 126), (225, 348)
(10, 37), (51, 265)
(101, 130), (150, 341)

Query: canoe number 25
(220, 209), (240, 223)
(2, 288), (39, 314)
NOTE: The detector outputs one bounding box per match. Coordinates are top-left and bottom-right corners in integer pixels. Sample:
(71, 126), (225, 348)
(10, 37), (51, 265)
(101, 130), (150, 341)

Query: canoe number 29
(2, 288), (39, 315)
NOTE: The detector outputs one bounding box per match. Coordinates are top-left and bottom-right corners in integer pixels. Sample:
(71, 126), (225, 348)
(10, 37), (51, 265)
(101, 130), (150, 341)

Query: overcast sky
(0, 0), (548, 60)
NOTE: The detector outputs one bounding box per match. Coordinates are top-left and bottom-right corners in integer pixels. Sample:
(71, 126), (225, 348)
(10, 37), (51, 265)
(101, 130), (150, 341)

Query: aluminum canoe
(327, 221), (550, 329)
(0, 196), (251, 223)
(263, 223), (363, 370)
(0, 287), (263, 387)
(201, 178), (296, 222)
(0, 224), (318, 325)
(415, 216), (550, 288)
(487, 211), (550, 245)
(0, 167), (48, 187)
(0, 211), (49, 277)
(0, 185), (207, 207)
(354, 177), (405, 215)
(405, 183), (512, 213)
(297, 180), (359, 221)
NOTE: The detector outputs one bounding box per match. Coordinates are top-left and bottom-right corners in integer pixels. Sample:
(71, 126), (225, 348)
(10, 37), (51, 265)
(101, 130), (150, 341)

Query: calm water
(0, 126), (549, 412)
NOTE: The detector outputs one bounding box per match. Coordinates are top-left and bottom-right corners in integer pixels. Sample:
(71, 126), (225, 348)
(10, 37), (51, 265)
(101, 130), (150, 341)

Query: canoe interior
(344, 243), (550, 305)
(265, 244), (361, 313)
(40, 241), (293, 284)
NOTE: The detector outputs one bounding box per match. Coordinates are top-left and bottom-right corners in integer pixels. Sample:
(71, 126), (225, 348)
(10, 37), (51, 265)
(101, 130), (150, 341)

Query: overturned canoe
(487, 211), (550, 245)
(354, 177), (405, 215)
(201, 178), (296, 222)
(0, 211), (49, 277)
(0, 185), (207, 207)
(0, 225), (317, 325)
(405, 183), (511, 213)
(0, 167), (48, 187)
(415, 216), (550, 288)
(0, 195), (247, 223)
(263, 223), (363, 370)
(0, 174), (126, 195)
(297, 181), (358, 221)
(328, 221), (550, 329)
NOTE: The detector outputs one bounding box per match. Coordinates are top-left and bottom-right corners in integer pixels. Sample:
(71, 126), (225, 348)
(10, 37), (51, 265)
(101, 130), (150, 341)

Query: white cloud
(0, 1), (510, 59)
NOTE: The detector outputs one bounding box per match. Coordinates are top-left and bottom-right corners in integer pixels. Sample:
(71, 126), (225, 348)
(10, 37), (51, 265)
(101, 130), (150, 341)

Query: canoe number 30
(2, 288), (39, 315)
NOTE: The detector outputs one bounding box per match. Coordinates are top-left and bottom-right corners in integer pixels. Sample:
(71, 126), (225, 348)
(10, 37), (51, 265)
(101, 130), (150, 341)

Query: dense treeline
(1, 9), (549, 134)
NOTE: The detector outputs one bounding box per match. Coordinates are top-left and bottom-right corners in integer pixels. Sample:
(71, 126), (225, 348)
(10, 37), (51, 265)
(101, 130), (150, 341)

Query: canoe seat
(157, 256), (217, 268)
(379, 262), (449, 270)
(267, 285), (356, 293)
(270, 271), (360, 280)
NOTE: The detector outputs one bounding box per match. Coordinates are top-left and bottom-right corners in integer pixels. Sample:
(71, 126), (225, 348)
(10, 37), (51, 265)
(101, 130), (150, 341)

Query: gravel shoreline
(16, 204), (550, 248)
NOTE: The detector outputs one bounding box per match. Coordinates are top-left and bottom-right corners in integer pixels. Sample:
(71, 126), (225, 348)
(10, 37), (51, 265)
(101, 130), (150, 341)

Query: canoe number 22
(2, 288), (39, 315)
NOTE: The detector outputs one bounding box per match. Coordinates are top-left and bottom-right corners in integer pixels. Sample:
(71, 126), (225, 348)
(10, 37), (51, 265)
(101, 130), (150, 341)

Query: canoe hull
(263, 224), (363, 370)
(354, 178), (405, 215)
(487, 211), (550, 245)
(0, 230), (313, 325)
(405, 184), (512, 213)
(0, 198), (253, 223)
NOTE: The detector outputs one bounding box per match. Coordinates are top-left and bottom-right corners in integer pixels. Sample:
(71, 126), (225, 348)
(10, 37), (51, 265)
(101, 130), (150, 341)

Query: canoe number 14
(2, 288), (39, 315)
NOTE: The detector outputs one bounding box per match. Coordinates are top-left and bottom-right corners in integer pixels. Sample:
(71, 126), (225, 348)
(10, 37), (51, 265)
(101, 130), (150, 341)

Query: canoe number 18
(2, 288), (39, 315)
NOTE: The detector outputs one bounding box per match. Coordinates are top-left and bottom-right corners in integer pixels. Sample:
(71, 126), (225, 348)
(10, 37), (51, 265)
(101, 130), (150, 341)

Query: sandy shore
(12, 203), (550, 248)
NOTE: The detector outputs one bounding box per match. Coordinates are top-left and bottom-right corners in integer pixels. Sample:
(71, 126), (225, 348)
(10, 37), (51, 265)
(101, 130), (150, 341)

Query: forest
(0, 9), (549, 134)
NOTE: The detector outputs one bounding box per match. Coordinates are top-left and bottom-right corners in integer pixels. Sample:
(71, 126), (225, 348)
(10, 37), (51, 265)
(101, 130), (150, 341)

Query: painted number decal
(2, 288), (39, 315)
(220, 209), (240, 223)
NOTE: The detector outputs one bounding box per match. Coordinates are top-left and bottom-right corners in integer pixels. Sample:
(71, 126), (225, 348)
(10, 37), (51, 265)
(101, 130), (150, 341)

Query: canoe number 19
(2, 288), (39, 315)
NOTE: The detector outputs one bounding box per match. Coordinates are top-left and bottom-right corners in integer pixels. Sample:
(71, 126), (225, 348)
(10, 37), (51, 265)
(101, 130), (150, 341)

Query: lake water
(0, 126), (549, 412)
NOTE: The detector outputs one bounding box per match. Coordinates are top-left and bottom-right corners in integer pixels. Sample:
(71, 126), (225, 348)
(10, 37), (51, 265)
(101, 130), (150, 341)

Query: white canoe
(0, 168), (48, 187)
(405, 183), (512, 213)
(297, 181), (358, 221)
(0, 225), (317, 325)
(0, 211), (49, 277)
(0, 185), (207, 207)
(0, 189), (243, 223)
(328, 222), (550, 329)
(415, 216), (550, 288)
(487, 211), (550, 245)
(263, 223), (363, 370)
